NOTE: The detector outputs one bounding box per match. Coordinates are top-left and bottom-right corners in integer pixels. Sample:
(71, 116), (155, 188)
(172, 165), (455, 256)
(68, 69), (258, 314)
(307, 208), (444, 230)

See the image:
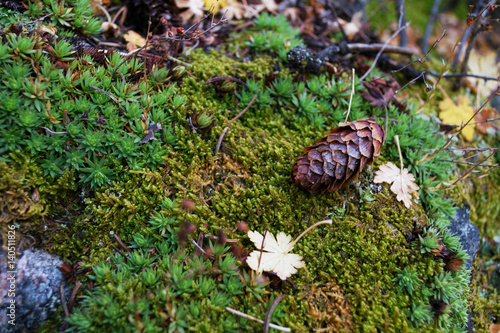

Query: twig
(421, 0), (442, 53)
(263, 296), (283, 333)
(421, 86), (500, 163)
(215, 94), (257, 154)
(111, 244), (127, 259)
(344, 68), (355, 123)
(347, 43), (415, 56)
(190, 238), (207, 255)
(427, 70), (500, 81)
(437, 4), (490, 86)
(88, 85), (119, 103)
(68, 281), (82, 309)
(60, 282), (70, 317)
(214, 127), (230, 155)
(360, 22), (410, 82)
(448, 150), (497, 187)
(436, 158), (500, 168)
(396, 0), (407, 47)
(113, 234), (131, 252)
(40, 127), (67, 135)
(228, 94), (258, 125)
(204, 234), (238, 243)
(205, 76), (249, 89)
(225, 307), (291, 332)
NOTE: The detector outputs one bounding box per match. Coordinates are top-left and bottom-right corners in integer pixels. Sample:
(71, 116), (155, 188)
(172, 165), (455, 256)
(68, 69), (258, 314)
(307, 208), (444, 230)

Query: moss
(0, 8), (479, 332)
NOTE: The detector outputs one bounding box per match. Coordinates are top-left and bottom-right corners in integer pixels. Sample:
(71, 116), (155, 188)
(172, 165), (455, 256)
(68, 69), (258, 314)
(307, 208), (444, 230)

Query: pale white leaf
(373, 162), (420, 208)
(246, 230), (305, 280)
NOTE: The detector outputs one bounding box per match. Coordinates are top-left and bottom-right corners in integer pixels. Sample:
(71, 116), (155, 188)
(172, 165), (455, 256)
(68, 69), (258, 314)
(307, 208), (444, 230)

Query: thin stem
(345, 68), (355, 123)
(394, 135), (404, 171)
(360, 22), (409, 82)
(225, 307), (291, 332)
(292, 220), (333, 247)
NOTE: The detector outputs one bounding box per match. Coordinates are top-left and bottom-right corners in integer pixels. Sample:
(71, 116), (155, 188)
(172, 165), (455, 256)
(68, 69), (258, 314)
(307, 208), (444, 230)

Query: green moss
(0, 9), (478, 333)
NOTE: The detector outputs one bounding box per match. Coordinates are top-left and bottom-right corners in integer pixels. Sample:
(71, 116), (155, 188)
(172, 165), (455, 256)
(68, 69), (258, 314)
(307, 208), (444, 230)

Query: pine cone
(291, 120), (385, 192)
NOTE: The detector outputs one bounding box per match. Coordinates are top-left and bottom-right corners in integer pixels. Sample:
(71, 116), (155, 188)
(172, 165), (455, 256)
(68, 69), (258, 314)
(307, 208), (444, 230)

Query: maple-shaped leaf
(465, 50), (500, 98)
(475, 107), (499, 134)
(438, 96), (475, 142)
(123, 30), (147, 52)
(373, 162), (420, 208)
(246, 230), (305, 280)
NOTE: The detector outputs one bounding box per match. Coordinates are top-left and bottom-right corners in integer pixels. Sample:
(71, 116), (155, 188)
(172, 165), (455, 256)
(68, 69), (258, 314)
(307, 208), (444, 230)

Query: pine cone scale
(291, 119), (385, 192)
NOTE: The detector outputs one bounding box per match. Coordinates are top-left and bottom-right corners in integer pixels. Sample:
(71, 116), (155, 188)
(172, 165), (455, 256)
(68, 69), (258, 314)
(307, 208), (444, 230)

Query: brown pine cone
(291, 119), (385, 192)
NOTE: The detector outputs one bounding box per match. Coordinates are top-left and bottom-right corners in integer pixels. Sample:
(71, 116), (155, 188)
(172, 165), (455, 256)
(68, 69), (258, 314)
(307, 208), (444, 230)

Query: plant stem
(344, 68), (355, 123)
(394, 135), (404, 171)
(292, 220), (332, 246)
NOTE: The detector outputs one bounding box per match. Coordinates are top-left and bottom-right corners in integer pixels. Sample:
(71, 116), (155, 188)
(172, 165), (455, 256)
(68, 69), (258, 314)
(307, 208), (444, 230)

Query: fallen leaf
(439, 96), (475, 142)
(176, 0), (205, 22)
(491, 323), (500, 333)
(474, 107), (499, 134)
(123, 30), (147, 52)
(139, 121), (163, 144)
(465, 50), (500, 98)
(246, 230), (305, 280)
(373, 162), (420, 208)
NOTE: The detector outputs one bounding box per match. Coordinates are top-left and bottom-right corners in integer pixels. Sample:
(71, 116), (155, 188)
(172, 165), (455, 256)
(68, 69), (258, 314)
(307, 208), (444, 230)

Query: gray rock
(448, 205), (480, 271)
(0, 248), (71, 332)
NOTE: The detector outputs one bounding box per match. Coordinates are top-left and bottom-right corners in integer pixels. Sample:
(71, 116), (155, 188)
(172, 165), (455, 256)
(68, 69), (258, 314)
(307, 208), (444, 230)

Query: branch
(360, 22), (410, 82)
(225, 307), (291, 332)
(263, 296), (283, 333)
(215, 94), (257, 154)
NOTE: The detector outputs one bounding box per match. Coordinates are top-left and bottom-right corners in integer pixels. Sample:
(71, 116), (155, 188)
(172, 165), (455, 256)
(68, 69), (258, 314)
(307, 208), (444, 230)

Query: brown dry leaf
(373, 162), (420, 208)
(491, 323), (500, 333)
(475, 107), (499, 134)
(438, 96), (475, 142)
(123, 30), (147, 52)
(465, 49), (500, 98)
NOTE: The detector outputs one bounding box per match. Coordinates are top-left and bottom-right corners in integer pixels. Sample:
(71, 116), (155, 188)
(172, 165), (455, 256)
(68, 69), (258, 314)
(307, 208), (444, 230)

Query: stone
(0, 248), (71, 332)
(448, 205), (480, 271)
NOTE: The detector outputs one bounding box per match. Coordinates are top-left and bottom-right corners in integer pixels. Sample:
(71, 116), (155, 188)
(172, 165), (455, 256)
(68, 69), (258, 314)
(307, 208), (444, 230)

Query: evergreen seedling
(393, 267), (421, 295)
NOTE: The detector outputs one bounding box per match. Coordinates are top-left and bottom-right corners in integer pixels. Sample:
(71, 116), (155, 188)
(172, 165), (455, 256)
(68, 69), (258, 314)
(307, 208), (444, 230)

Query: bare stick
(113, 234), (131, 252)
(449, 150), (497, 187)
(394, 135), (404, 170)
(344, 69), (355, 123)
(421, 85), (500, 163)
(225, 307), (291, 332)
(204, 234), (238, 243)
(228, 94), (258, 125)
(421, 0), (442, 53)
(215, 94), (257, 154)
(436, 158), (500, 168)
(60, 282), (70, 317)
(264, 296), (283, 333)
(360, 22), (410, 82)
(427, 70), (499, 81)
(292, 220), (333, 246)
(40, 127), (67, 135)
(88, 85), (119, 103)
(68, 281), (82, 309)
(348, 43), (415, 56)
(190, 238), (207, 255)
(214, 127), (229, 155)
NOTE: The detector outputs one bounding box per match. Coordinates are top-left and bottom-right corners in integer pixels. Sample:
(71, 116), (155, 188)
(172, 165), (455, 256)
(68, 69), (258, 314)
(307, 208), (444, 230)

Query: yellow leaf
(123, 30), (146, 51)
(438, 96), (475, 142)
